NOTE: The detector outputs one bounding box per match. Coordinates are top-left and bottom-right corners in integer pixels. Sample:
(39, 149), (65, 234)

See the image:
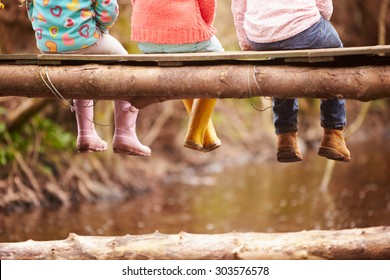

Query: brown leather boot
(276, 132), (303, 163)
(318, 128), (351, 162)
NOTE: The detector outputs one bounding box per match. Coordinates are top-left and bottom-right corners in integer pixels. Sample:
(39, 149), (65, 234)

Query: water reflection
(1, 140), (389, 242)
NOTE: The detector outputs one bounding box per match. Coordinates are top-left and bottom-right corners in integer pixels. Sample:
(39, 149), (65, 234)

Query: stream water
(1, 138), (389, 242)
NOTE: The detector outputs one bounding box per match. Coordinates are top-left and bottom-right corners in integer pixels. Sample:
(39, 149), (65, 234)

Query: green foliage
(0, 128), (17, 165)
(0, 113), (76, 166)
(0, 148), (15, 166)
(0, 106), (7, 115)
(33, 116), (75, 150)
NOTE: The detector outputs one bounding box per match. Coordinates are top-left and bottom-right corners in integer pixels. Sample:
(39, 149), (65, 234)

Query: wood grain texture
(0, 227), (389, 260)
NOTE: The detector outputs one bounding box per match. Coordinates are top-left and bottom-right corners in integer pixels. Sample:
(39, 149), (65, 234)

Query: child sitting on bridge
(232, 0), (351, 163)
(23, 0), (151, 157)
(130, 0), (224, 153)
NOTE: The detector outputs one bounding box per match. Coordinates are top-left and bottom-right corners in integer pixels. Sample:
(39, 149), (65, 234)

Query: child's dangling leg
(202, 116), (221, 152)
(183, 98), (219, 152)
(317, 99), (350, 162)
(112, 100), (151, 157)
(182, 99), (221, 152)
(73, 99), (108, 153)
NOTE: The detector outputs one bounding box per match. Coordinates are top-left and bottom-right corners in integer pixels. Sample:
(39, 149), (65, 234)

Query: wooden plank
(0, 54), (37, 61)
(0, 54), (38, 65)
(36, 45), (390, 62)
(41, 45), (390, 62)
(1, 45), (390, 65)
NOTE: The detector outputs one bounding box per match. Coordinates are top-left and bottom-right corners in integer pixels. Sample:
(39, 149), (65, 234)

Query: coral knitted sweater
(131, 0), (217, 44)
(231, 0), (333, 50)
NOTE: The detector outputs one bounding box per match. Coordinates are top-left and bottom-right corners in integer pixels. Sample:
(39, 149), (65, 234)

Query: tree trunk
(0, 226), (389, 260)
(0, 63), (389, 108)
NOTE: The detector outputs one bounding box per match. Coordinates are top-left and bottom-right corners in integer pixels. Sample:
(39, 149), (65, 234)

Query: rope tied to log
(39, 66), (113, 127)
(39, 66), (73, 109)
(247, 65), (286, 112)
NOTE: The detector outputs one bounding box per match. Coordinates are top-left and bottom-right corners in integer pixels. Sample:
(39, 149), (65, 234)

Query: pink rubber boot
(72, 100), (108, 153)
(112, 101), (151, 157)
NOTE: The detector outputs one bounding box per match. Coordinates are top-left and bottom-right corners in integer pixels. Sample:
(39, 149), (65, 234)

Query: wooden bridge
(1, 45), (390, 108)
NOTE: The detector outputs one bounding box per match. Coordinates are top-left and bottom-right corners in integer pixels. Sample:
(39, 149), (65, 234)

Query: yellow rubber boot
(182, 99), (194, 114)
(183, 98), (217, 152)
(202, 119), (221, 152)
(182, 99), (221, 152)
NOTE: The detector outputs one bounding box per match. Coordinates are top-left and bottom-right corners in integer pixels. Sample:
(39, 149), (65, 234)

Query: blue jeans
(248, 17), (346, 134)
(138, 36), (224, 53)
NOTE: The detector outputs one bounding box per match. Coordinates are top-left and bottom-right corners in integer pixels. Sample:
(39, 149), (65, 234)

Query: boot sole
(77, 145), (107, 153)
(318, 147), (351, 162)
(184, 141), (204, 152)
(78, 148), (107, 153)
(202, 141), (221, 153)
(113, 148), (151, 157)
(112, 137), (151, 157)
(277, 152), (303, 163)
(77, 138), (108, 153)
(277, 146), (303, 163)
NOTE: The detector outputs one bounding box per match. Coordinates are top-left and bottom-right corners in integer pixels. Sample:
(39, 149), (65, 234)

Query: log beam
(0, 63), (389, 108)
(0, 226), (389, 260)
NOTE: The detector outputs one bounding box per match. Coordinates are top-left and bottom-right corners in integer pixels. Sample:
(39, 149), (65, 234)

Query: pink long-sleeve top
(131, 0), (217, 44)
(231, 0), (333, 50)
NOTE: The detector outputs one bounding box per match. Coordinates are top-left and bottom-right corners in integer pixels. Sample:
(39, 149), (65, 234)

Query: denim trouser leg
(273, 98), (299, 134)
(248, 17), (346, 134)
(320, 99), (346, 129)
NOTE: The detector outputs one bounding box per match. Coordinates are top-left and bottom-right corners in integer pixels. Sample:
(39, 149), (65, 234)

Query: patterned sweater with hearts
(26, 0), (118, 52)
